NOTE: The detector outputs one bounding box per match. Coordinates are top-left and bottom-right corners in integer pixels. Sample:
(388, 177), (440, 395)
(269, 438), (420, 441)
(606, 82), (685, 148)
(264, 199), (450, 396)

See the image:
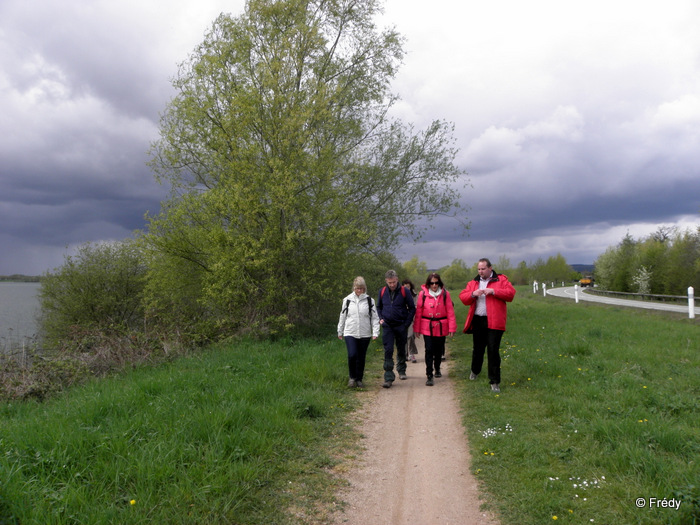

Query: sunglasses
(429, 281), (440, 285)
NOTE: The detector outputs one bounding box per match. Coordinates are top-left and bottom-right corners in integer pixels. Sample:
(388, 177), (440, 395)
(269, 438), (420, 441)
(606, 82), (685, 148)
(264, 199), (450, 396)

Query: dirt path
(331, 348), (500, 525)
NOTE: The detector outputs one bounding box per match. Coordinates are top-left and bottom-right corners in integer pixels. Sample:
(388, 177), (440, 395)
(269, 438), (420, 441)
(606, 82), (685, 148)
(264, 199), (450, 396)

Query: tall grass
(450, 286), (699, 525)
(1, 286), (697, 524)
(0, 338), (361, 524)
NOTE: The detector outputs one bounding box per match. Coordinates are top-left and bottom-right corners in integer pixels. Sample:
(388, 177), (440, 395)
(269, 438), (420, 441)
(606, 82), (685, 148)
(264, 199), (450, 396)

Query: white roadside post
(689, 287), (695, 319)
(533, 281), (538, 293)
(543, 283), (547, 297)
(574, 284), (579, 303)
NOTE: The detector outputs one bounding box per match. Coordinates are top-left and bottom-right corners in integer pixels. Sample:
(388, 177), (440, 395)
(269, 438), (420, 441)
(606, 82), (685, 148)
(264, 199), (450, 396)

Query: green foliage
(595, 227), (700, 294)
(438, 258), (470, 291)
(402, 255), (429, 285)
(38, 241), (147, 349)
(143, 0), (466, 336)
(450, 288), (700, 525)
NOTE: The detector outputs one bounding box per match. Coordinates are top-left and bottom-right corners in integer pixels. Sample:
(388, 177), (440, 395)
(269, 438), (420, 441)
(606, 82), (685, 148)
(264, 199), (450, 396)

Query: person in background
(459, 258), (516, 393)
(402, 279), (419, 363)
(377, 270), (416, 388)
(414, 273), (456, 386)
(337, 276), (379, 388)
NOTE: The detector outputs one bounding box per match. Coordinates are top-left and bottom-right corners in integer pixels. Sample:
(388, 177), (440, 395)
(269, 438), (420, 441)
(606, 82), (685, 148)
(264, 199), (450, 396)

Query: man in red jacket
(459, 258), (516, 393)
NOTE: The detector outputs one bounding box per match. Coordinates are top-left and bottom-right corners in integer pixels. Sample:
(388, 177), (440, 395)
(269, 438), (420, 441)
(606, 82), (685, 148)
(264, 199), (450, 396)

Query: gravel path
(331, 349), (500, 525)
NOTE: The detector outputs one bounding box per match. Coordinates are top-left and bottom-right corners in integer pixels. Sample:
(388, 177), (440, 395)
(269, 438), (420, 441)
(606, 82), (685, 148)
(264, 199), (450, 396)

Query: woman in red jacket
(414, 273), (457, 386)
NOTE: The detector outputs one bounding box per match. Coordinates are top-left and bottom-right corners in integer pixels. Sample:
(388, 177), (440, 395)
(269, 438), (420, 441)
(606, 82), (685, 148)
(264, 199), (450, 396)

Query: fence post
(543, 283), (547, 297)
(533, 281), (538, 293)
(689, 287), (695, 319)
(574, 284), (579, 303)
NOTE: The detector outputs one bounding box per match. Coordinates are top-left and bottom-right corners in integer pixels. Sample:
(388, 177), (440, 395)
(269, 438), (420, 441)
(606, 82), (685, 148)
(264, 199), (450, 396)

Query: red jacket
(459, 272), (516, 333)
(414, 285), (457, 337)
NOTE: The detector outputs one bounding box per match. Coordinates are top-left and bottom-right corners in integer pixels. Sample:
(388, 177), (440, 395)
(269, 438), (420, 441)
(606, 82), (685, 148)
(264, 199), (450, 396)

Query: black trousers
(470, 315), (504, 385)
(423, 335), (445, 377)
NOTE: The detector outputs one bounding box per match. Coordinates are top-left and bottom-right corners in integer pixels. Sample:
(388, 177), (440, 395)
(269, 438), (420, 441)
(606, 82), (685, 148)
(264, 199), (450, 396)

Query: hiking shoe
(491, 383), (500, 393)
(356, 380), (364, 388)
(348, 379), (357, 388)
(399, 374), (407, 380)
(435, 371), (442, 378)
(469, 372), (478, 380)
(426, 376), (434, 386)
(382, 381), (393, 389)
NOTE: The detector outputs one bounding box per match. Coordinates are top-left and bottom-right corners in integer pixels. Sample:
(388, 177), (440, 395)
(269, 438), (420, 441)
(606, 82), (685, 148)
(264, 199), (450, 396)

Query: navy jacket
(378, 285), (416, 329)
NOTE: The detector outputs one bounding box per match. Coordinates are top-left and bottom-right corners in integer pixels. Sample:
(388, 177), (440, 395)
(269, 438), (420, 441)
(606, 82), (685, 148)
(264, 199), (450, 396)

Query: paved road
(545, 286), (699, 316)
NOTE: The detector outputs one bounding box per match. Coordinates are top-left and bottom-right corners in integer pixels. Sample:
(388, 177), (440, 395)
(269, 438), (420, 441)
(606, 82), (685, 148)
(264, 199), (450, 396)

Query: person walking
(459, 258), (516, 393)
(414, 273), (457, 386)
(378, 270), (416, 388)
(402, 279), (419, 363)
(337, 276), (380, 388)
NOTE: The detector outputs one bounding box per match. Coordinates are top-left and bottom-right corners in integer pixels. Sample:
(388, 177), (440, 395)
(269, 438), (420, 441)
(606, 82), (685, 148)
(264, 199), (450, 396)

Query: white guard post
(689, 287), (695, 319)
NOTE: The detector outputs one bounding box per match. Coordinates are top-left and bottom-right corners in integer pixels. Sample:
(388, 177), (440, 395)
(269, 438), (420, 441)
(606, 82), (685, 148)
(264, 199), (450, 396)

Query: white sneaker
(469, 372), (478, 380)
(491, 383), (500, 393)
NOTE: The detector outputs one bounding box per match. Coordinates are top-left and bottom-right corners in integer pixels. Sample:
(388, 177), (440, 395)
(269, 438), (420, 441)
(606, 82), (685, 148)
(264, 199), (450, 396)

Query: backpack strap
(342, 298), (351, 315)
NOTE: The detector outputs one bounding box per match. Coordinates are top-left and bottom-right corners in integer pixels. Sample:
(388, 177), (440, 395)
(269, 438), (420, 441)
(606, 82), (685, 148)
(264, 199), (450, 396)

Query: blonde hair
(353, 276), (367, 290)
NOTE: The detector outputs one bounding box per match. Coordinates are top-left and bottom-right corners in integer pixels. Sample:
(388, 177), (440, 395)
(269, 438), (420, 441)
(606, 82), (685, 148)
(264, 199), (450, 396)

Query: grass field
(0, 339), (361, 524)
(449, 286), (699, 525)
(0, 286), (697, 524)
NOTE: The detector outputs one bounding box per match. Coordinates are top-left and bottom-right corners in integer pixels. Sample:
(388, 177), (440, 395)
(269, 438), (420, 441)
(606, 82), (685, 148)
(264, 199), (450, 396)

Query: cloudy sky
(2, 0), (699, 276)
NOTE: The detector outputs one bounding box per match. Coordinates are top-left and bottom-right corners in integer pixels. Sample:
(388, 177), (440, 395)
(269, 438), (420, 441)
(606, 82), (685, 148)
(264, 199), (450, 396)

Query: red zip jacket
(414, 285), (457, 337)
(459, 272), (516, 333)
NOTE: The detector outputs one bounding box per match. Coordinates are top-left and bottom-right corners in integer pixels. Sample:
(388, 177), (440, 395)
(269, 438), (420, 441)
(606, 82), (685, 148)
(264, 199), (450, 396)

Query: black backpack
(343, 296), (374, 323)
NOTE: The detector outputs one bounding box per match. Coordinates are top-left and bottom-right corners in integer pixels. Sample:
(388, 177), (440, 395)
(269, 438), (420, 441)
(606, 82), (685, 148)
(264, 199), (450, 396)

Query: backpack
(378, 285), (406, 311)
(420, 289), (449, 309)
(343, 296), (374, 323)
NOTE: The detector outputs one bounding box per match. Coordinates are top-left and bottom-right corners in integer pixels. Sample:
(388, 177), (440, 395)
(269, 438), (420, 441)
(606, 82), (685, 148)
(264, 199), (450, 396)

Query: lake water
(0, 282), (41, 349)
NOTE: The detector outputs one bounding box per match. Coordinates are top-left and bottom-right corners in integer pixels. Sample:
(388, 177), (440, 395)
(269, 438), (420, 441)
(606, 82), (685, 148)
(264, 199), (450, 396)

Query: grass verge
(0, 338), (360, 524)
(450, 286), (699, 525)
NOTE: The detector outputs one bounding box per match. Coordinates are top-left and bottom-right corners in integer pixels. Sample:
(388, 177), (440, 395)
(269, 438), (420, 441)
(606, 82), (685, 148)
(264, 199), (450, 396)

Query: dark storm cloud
(1, 0), (699, 275)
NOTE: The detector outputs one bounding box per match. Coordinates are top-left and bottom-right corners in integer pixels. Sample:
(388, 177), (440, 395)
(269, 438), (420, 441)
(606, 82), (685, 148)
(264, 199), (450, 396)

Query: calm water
(0, 282), (41, 346)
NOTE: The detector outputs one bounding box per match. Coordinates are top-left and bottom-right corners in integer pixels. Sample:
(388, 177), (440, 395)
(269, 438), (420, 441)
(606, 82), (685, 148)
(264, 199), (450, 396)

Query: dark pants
(345, 336), (370, 382)
(382, 323), (407, 382)
(424, 335), (445, 378)
(471, 315), (504, 385)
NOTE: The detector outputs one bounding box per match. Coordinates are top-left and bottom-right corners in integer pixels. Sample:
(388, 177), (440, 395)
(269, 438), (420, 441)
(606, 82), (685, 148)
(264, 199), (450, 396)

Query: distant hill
(0, 275), (41, 282)
(570, 264), (594, 274)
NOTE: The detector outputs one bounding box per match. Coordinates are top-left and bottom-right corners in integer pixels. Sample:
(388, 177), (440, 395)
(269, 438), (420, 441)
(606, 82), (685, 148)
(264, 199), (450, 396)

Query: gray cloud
(1, 0), (698, 276)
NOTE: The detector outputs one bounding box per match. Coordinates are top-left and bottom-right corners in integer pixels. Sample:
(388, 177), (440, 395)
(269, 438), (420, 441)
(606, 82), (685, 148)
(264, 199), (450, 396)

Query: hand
(372, 336), (377, 340)
(448, 332), (455, 337)
(338, 335), (343, 340)
(415, 333), (421, 339)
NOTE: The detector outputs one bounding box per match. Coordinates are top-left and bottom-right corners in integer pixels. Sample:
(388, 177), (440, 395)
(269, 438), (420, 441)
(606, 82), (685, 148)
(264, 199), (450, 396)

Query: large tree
(144, 0), (466, 335)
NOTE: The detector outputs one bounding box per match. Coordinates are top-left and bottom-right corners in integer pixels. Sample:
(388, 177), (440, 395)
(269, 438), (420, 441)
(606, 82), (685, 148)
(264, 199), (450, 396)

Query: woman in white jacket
(337, 276), (380, 388)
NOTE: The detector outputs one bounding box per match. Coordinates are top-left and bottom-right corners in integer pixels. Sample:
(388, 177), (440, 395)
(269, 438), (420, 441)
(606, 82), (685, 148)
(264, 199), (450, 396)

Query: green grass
(449, 286), (699, 525)
(0, 338), (363, 524)
(1, 288), (698, 524)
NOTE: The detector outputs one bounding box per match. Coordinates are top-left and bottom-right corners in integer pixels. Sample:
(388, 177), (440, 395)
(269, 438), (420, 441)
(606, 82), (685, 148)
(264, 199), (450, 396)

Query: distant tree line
(0, 275), (41, 282)
(593, 226), (699, 296)
(402, 253), (580, 292)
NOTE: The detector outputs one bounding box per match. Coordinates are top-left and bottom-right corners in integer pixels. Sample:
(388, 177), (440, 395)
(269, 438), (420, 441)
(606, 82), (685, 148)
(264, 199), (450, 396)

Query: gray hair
(385, 269), (398, 280)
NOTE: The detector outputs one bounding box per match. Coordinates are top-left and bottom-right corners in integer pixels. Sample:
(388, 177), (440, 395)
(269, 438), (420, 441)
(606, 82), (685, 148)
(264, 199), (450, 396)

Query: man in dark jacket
(378, 270), (416, 388)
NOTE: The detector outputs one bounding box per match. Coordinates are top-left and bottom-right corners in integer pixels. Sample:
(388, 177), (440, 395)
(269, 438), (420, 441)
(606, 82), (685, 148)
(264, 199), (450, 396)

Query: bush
(38, 240), (147, 349)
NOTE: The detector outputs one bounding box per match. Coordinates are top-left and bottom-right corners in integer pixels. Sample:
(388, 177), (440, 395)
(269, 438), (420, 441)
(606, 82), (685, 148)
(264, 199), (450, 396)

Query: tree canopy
(143, 0), (466, 335)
